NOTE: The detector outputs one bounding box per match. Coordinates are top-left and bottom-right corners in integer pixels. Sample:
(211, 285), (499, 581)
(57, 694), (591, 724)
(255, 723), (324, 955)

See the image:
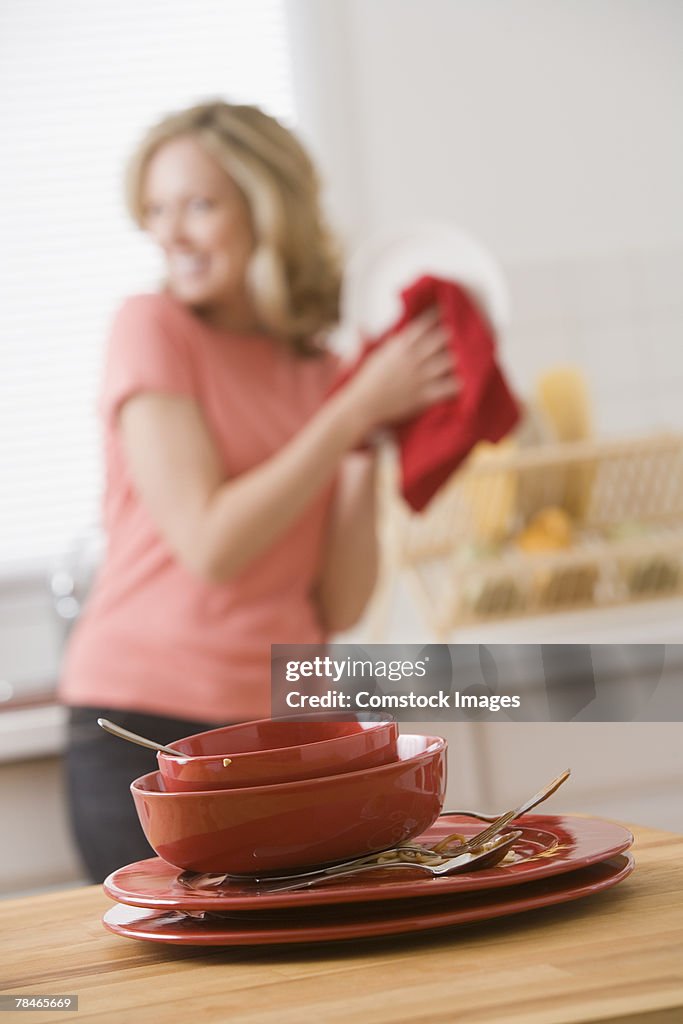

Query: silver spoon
(96, 717), (231, 763)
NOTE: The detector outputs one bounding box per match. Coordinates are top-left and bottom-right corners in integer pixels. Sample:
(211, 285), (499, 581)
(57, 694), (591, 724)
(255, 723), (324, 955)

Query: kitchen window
(0, 0), (296, 707)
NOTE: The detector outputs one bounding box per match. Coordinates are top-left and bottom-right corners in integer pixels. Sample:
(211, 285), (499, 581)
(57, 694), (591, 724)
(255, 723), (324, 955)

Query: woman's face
(141, 135), (255, 315)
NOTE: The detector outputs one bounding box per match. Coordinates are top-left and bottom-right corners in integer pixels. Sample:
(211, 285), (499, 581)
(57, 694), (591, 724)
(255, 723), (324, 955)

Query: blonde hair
(125, 100), (342, 354)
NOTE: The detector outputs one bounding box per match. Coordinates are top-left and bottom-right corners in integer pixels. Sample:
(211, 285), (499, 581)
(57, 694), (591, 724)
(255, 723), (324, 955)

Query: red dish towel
(334, 275), (520, 512)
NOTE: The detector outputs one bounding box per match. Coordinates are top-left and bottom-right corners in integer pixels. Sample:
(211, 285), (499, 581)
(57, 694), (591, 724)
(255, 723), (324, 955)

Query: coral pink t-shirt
(59, 292), (339, 722)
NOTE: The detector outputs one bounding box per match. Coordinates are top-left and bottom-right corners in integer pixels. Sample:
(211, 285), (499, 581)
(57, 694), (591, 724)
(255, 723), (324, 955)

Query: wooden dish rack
(373, 433), (683, 637)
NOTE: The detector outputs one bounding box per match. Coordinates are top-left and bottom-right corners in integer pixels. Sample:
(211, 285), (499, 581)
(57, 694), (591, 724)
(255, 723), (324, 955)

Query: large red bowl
(157, 714), (399, 791)
(132, 734), (447, 875)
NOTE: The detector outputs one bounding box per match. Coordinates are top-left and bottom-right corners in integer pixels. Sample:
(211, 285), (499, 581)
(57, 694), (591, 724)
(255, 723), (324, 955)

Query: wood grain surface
(1, 822), (682, 1024)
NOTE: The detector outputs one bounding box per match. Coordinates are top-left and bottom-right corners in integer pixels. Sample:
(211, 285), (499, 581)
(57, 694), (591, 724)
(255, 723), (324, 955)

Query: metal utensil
(247, 830), (523, 894)
(440, 767), (571, 823)
(96, 717), (232, 762)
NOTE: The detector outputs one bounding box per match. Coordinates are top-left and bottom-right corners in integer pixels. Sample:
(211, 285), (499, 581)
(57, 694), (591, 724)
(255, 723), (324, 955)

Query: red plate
(104, 814), (633, 912)
(103, 853), (634, 946)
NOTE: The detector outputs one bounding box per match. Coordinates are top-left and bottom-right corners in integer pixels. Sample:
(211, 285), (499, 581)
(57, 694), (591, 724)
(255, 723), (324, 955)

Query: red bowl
(157, 714), (399, 791)
(132, 734), (447, 875)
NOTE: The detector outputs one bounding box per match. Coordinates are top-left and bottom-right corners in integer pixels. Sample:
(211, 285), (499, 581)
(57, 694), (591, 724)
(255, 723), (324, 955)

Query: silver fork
(440, 768), (571, 823)
(248, 830), (523, 894)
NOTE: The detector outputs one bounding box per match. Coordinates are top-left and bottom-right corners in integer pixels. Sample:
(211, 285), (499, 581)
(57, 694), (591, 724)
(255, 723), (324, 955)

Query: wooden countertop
(1, 822), (682, 1024)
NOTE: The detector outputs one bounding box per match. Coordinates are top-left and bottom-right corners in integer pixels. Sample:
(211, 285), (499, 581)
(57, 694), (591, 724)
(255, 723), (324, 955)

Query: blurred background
(1, 0), (682, 895)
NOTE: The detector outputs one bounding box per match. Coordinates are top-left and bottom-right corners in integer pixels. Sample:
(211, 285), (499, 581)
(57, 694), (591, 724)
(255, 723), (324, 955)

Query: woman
(59, 100), (457, 882)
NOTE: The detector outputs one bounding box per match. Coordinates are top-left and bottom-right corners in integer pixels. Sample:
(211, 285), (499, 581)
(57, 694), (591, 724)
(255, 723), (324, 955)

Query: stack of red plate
(102, 815), (634, 946)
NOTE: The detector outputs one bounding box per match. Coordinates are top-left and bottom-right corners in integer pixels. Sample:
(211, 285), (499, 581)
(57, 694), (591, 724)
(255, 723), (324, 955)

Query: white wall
(290, 0), (683, 260)
(0, 753), (85, 896)
(288, 0), (683, 433)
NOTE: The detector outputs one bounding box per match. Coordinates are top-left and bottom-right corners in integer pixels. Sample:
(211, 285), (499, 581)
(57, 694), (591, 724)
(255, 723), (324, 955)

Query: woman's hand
(345, 307), (460, 433)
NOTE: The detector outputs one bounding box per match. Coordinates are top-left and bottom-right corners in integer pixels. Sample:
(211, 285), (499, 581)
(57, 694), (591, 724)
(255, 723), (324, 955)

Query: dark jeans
(64, 706), (222, 883)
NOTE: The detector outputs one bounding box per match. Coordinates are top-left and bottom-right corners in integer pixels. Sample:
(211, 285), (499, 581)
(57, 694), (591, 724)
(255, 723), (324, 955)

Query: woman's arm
(119, 308), (456, 584)
(119, 384), (371, 582)
(315, 451), (379, 633)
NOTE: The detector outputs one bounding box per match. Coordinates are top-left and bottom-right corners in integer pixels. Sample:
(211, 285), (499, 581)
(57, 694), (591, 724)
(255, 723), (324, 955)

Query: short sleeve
(99, 293), (198, 426)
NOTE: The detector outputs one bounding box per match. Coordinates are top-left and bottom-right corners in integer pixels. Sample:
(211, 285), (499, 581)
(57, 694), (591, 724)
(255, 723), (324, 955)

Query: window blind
(0, 0), (296, 574)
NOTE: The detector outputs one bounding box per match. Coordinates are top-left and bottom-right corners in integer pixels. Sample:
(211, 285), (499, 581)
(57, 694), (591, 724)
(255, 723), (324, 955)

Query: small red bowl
(132, 733), (447, 875)
(157, 714), (399, 791)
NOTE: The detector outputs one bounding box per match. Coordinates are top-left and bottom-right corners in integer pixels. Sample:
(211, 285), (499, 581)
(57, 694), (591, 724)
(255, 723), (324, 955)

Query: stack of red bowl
(130, 715), (447, 876)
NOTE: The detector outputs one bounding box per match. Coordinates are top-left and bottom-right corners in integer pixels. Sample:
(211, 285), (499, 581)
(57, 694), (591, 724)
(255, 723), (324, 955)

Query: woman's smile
(142, 134), (255, 314)
(168, 250), (211, 283)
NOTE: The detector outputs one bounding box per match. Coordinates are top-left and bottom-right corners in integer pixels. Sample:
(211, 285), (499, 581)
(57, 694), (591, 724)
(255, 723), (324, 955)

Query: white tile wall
(503, 247), (683, 437)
